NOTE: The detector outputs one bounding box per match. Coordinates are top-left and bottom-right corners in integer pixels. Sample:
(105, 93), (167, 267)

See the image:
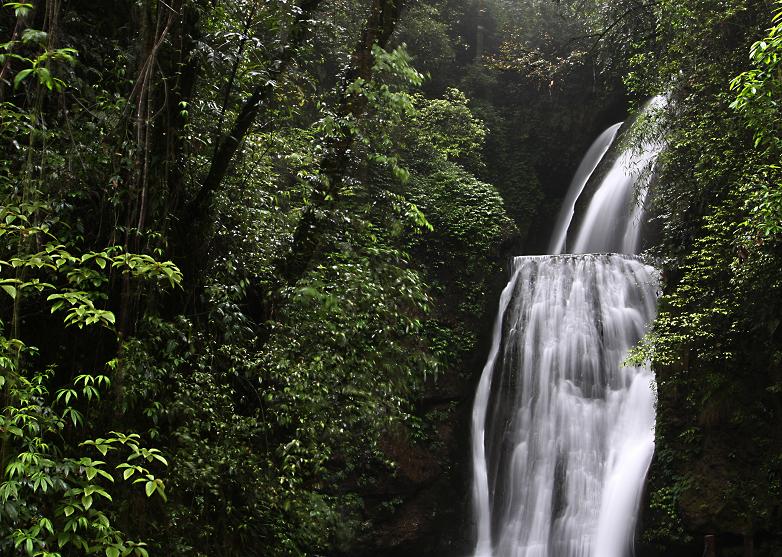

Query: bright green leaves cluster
(383, 83), (515, 395)
(3, 2), (33, 18)
(729, 2), (782, 239)
(407, 88), (487, 170)
(405, 164), (515, 366)
(343, 45), (425, 184)
(730, 2), (782, 152)
(1, 114), (180, 555)
(0, 366), (166, 557)
(0, 2), (78, 93)
(0, 202), (182, 330)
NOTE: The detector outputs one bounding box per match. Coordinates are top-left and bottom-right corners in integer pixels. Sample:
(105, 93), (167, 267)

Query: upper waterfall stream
(470, 101), (665, 557)
(548, 123), (622, 255)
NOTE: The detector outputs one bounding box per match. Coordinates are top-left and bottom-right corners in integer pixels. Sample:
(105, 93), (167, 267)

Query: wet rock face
(334, 402), (471, 555)
(640, 348), (782, 557)
(343, 328), (493, 556)
(361, 424), (469, 556)
(521, 89), (630, 255)
(336, 251), (515, 557)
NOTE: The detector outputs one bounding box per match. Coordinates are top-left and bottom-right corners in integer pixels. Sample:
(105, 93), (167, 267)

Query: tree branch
(276, 0), (407, 288)
(188, 0), (322, 216)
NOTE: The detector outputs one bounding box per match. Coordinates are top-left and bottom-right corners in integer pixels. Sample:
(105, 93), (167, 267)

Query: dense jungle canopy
(1, 0), (781, 555)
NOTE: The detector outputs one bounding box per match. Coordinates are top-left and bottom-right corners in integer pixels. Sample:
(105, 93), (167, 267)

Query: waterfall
(471, 100), (665, 557)
(548, 123), (622, 255)
(571, 96), (667, 255)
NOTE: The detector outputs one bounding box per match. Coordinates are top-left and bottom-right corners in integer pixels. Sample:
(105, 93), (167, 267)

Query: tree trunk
(744, 532), (754, 557)
(703, 534), (717, 557)
(276, 0), (407, 290)
(188, 0), (323, 218)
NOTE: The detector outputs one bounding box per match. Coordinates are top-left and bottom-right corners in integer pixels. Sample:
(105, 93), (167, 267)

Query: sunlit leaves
(730, 2), (782, 155)
(2, 2), (33, 18)
(0, 367), (167, 555)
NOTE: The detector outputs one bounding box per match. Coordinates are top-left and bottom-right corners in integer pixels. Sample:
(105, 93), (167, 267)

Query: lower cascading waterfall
(471, 254), (658, 557)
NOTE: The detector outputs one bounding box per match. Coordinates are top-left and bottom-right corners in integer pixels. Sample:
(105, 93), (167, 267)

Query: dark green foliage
(620, 0), (782, 553)
(0, 1), (519, 555)
(7, 0), (782, 555)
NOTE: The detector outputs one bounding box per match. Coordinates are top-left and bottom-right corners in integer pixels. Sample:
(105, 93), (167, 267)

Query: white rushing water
(471, 98), (666, 557)
(571, 97), (667, 254)
(548, 123), (622, 255)
(471, 256), (658, 557)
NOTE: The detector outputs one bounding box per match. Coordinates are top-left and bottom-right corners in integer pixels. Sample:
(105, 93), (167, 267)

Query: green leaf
(14, 4), (32, 18)
(36, 66), (52, 89)
(107, 547), (120, 557)
(1, 284), (17, 299)
(57, 531), (70, 547)
(13, 68), (33, 89)
(144, 481), (155, 497)
(94, 487), (112, 500)
(21, 28), (46, 45)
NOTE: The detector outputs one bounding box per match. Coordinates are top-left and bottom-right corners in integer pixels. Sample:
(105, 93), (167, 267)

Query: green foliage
(0, 310), (170, 557)
(730, 4), (782, 153)
(409, 88), (487, 170)
(406, 163), (515, 366)
(0, 41), (180, 552)
(620, 0), (782, 550)
(0, 0), (522, 554)
(0, 10), (78, 93)
(391, 88), (516, 375)
(395, 3), (456, 90)
(115, 229), (435, 556)
(0, 366), (165, 557)
(346, 44), (425, 183)
(730, 2), (782, 239)
(0, 202), (181, 327)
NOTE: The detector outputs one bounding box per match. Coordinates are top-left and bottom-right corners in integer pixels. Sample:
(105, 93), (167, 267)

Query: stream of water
(471, 100), (665, 557)
(548, 123), (622, 255)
